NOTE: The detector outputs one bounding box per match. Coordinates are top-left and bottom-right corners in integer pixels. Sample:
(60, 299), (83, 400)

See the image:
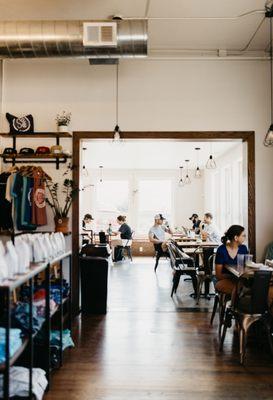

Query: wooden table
(176, 241), (219, 248)
(172, 236), (196, 242)
(225, 264), (273, 278)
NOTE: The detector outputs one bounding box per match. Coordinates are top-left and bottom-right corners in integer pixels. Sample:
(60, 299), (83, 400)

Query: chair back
(167, 242), (194, 270)
(250, 270), (272, 314)
(202, 247), (215, 274)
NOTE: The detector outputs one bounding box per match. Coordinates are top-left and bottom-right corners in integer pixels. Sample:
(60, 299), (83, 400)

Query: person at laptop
(111, 216), (133, 260)
(82, 213), (94, 244)
(189, 213), (201, 233)
(148, 214), (173, 252)
(82, 213), (94, 230)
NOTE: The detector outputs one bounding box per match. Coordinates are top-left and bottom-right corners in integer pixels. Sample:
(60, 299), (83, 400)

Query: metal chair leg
(240, 328), (246, 365)
(154, 254), (160, 272)
(210, 293), (219, 326)
(196, 277), (204, 305)
(219, 307), (232, 351)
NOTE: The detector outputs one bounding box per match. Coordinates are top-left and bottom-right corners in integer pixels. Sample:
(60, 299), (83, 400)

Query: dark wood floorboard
(45, 258), (273, 400)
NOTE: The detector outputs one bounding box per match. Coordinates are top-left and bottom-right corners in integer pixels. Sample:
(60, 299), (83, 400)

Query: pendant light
(194, 147), (202, 178)
(82, 147), (89, 177)
(178, 166), (185, 187)
(99, 165), (103, 183)
(113, 62), (122, 143)
(206, 143), (217, 169)
(264, 5), (273, 146)
(184, 160), (191, 184)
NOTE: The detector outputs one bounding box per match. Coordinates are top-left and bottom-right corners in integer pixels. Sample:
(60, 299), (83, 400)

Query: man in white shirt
(149, 214), (173, 271)
(201, 212), (221, 244)
(149, 214), (173, 248)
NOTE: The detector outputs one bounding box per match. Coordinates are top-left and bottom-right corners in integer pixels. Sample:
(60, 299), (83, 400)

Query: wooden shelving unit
(0, 132), (72, 169)
(0, 251), (72, 398)
(0, 132), (72, 138)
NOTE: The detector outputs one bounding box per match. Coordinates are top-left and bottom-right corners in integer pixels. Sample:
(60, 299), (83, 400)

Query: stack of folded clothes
(0, 366), (48, 400)
(50, 329), (75, 351)
(50, 278), (70, 305)
(12, 302), (45, 334)
(0, 328), (22, 363)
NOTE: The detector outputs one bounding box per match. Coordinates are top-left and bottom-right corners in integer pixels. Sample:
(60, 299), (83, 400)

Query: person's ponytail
(221, 225), (245, 245)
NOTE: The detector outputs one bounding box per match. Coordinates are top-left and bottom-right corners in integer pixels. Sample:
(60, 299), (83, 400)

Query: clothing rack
(0, 251), (72, 399)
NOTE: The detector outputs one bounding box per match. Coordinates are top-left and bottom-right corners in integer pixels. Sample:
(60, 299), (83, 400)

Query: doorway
(72, 131), (255, 314)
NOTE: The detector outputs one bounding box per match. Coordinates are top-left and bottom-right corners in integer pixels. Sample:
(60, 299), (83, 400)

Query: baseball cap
(51, 145), (63, 154)
(189, 213), (198, 220)
(19, 147), (35, 155)
(3, 147), (17, 155)
(154, 213), (165, 220)
(36, 146), (50, 154)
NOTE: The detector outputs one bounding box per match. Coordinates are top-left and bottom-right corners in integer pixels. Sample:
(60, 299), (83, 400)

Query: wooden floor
(45, 258), (273, 400)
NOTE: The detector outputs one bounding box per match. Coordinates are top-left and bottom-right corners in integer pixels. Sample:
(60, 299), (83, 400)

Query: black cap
(189, 214), (198, 220)
(3, 147), (17, 155)
(19, 147), (35, 155)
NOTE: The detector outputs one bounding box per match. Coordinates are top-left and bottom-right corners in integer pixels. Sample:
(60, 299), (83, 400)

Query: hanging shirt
(11, 173), (36, 231)
(0, 172), (13, 230)
(21, 176), (35, 227)
(31, 171), (47, 226)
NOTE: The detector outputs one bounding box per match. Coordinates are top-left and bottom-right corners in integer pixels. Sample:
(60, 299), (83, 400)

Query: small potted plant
(46, 178), (77, 233)
(55, 111), (71, 133)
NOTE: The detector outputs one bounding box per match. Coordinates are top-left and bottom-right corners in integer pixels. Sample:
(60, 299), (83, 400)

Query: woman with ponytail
(215, 225), (248, 295)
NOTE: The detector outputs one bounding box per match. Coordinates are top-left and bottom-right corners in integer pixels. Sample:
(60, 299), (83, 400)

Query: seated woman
(111, 216), (133, 260)
(111, 215), (132, 243)
(215, 225), (248, 295)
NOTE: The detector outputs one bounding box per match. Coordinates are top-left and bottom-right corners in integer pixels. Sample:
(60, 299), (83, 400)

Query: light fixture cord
(116, 63), (119, 126)
(269, 17), (273, 125)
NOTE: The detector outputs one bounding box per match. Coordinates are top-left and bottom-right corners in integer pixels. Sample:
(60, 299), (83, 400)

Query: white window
(136, 179), (173, 235)
(96, 180), (129, 231)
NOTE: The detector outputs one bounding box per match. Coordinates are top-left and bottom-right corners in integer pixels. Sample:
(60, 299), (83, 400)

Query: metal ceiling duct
(0, 19), (147, 59)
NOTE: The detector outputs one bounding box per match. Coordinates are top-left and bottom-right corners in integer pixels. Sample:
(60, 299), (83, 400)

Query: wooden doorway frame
(72, 131), (255, 314)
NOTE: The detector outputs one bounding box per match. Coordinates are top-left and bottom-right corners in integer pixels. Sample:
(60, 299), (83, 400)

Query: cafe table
(225, 264), (273, 278)
(175, 240), (219, 248)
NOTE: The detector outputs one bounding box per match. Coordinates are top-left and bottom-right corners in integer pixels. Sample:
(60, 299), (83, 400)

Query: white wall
(0, 58), (272, 259)
(80, 168), (204, 234)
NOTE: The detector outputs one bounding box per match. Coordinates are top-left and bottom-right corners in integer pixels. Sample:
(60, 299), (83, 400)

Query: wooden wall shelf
(0, 132), (72, 169)
(0, 132), (72, 138)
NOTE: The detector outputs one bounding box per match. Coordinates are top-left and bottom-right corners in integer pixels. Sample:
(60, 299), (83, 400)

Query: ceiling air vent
(83, 22), (117, 47)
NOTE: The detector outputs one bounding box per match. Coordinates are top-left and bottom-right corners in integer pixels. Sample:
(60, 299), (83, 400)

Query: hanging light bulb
(99, 165), (103, 183)
(206, 143), (217, 169)
(195, 166), (202, 178)
(264, 124), (273, 146)
(113, 124), (121, 142)
(82, 165), (89, 177)
(81, 147), (89, 177)
(184, 160), (191, 184)
(194, 148), (202, 178)
(264, 11), (273, 146)
(112, 63), (123, 144)
(178, 166), (185, 187)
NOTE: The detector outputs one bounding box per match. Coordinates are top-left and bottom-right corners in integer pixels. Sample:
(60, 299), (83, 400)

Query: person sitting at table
(149, 214), (173, 271)
(215, 225), (248, 295)
(82, 213), (94, 244)
(201, 213), (221, 244)
(148, 214), (173, 252)
(111, 215), (132, 242)
(111, 216), (133, 260)
(189, 213), (201, 233)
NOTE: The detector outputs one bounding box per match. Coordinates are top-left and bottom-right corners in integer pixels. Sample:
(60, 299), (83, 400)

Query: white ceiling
(0, 0), (269, 56)
(81, 140), (242, 170)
